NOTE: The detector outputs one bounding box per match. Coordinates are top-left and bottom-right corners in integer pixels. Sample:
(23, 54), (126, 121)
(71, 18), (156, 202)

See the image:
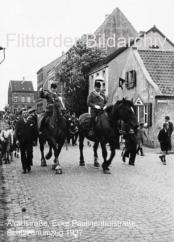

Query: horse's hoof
(55, 169), (62, 174)
(94, 162), (100, 168)
(103, 169), (111, 174)
(79, 162), (85, 166)
(55, 165), (62, 174)
(52, 164), (56, 170)
(45, 153), (52, 160)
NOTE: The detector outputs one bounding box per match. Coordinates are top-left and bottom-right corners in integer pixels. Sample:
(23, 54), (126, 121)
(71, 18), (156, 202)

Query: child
(136, 123), (148, 156)
(157, 123), (170, 165)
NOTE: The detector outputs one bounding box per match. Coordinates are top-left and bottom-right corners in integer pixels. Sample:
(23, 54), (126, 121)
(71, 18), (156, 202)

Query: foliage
(57, 40), (106, 116)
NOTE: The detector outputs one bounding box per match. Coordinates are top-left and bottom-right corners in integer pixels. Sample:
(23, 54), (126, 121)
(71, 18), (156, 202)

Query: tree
(57, 40), (106, 116)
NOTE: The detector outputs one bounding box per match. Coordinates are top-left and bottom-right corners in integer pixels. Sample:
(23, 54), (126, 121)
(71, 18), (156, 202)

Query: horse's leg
(7, 151), (10, 164)
(105, 142), (116, 173)
(10, 149), (13, 162)
(100, 141), (110, 174)
(39, 136), (47, 167)
(45, 142), (52, 160)
(93, 141), (100, 168)
(79, 133), (85, 166)
(54, 140), (65, 174)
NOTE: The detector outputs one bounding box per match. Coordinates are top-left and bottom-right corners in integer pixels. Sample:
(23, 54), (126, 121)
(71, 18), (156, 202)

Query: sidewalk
(0, 166), (7, 241)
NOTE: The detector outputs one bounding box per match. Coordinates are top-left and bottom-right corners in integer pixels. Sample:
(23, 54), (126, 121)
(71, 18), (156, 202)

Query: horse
(78, 99), (138, 174)
(38, 99), (67, 174)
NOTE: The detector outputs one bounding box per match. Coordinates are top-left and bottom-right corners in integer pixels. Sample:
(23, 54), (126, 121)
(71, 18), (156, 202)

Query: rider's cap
(28, 108), (36, 114)
(51, 81), (58, 89)
(21, 108), (27, 113)
(95, 76), (104, 82)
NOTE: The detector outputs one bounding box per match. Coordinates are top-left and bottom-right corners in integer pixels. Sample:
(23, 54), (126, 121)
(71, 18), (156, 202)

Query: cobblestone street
(1, 143), (174, 242)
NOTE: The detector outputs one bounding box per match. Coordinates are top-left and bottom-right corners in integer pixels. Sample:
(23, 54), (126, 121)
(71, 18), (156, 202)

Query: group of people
(1, 76), (173, 172)
(87, 76), (174, 166)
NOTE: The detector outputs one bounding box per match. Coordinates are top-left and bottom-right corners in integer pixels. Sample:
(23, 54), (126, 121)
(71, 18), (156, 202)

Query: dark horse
(78, 99), (138, 174)
(38, 99), (67, 174)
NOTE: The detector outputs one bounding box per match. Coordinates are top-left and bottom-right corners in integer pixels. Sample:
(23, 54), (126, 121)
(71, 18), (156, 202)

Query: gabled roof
(89, 25), (174, 74)
(143, 25), (174, 47)
(138, 50), (174, 95)
(37, 55), (65, 75)
(10, 80), (34, 92)
(94, 7), (138, 54)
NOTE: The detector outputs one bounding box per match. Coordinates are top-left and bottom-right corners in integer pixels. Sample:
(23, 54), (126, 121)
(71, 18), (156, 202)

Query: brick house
(8, 80), (35, 113)
(88, 26), (174, 147)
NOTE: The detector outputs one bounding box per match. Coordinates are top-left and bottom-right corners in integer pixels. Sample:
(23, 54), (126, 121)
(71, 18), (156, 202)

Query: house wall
(11, 92), (35, 113)
(154, 98), (174, 147)
(109, 48), (160, 146)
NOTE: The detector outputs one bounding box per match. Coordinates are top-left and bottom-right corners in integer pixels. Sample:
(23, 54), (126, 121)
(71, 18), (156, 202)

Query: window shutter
(133, 70), (136, 87)
(125, 72), (129, 88)
(134, 105), (138, 122)
(148, 103), (152, 127)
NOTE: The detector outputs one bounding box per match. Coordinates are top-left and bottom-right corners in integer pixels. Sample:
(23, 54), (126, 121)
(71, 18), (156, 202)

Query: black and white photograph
(0, 0), (174, 241)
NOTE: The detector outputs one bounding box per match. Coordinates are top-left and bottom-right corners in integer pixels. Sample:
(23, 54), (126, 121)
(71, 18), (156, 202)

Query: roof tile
(138, 50), (174, 95)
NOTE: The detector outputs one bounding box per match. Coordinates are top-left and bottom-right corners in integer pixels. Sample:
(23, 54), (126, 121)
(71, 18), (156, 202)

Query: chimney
(139, 31), (146, 37)
(105, 14), (109, 19)
(21, 76), (25, 84)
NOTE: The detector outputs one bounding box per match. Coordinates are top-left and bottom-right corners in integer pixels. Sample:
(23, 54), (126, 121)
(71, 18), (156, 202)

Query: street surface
(0, 142), (174, 242)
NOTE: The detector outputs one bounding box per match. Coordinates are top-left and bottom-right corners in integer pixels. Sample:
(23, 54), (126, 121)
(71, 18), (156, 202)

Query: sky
(0, 0), (174, 110)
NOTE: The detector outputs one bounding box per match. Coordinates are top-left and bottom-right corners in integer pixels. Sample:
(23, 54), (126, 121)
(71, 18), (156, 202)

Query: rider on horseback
(39, 81), (66, 135)
(87, 76), (107, 136)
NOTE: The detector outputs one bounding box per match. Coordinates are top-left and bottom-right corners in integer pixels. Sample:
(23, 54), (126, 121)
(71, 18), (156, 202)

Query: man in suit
(87, 76), (107, 136)
(164, 116), (173, 151)
(15, 109), (34, 173)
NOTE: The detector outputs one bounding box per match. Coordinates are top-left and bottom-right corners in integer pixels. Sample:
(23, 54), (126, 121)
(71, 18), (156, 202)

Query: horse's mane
(115, 99), (134, 107)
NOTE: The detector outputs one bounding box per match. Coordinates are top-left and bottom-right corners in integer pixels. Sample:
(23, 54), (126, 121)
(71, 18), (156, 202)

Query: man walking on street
(158, 123), (170, 165)
(15, 109), (34, 173)
(164, 116), (173, 151)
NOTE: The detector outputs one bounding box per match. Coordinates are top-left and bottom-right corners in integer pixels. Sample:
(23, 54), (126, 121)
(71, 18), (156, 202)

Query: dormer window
(149, 45), (159, 49)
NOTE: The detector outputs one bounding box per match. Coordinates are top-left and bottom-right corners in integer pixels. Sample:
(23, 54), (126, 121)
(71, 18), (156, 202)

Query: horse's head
(111, 99), (138, 130)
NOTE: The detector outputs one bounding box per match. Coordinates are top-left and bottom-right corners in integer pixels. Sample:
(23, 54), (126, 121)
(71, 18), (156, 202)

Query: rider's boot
(39, 117), (46, 135)
(89, 117), (95, 137)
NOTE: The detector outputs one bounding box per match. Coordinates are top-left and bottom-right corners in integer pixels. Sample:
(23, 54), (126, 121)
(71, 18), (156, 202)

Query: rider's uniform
(87, 90), (107, 120)
(39, 89), (65, 132)
(40, 90), (64, 113)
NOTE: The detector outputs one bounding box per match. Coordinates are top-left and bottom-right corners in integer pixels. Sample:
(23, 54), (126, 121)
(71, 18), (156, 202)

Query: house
(94, 7), (138, 54)
(88, 26), (174, 147)
(8, 80), (35, 113)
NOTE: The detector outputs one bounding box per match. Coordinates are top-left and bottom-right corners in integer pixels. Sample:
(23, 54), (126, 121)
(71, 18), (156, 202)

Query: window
(13, 96), (18, 102)
(21, 97), (25, 102)
(149, 45), (159, 49)
(125, 70), (136, 89)
(27, 96), (31, 103)
(135, 103), (152, 127)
